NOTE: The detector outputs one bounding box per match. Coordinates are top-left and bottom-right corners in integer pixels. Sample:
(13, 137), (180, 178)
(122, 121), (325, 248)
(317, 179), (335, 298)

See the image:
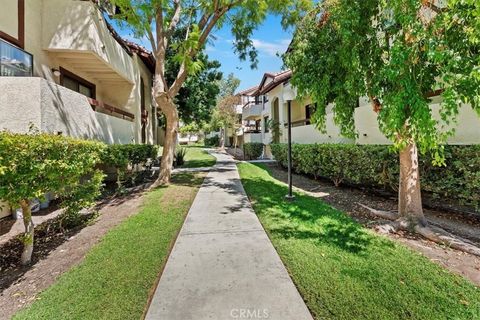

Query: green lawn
(180, 146), (216, 168)
(14, 172), (205, 320)
(238, 162), (480, 320)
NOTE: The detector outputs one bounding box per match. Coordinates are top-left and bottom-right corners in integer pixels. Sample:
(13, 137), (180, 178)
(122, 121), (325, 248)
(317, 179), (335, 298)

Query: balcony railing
(284, 119), (311, 128)
(88, 97), (135, 121)
(0, 39), (33, 77)
(244, 132), (263, 143)
(243, 101), (263, 120)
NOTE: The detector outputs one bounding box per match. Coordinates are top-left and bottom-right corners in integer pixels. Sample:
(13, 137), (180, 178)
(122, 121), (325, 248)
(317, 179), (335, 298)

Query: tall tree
(217, 73), (241, 100)
(210, 95), (241, 148)
(285, 0), (480, 254)
(165, 28), (222, 124)
(111, 0), (311, 185)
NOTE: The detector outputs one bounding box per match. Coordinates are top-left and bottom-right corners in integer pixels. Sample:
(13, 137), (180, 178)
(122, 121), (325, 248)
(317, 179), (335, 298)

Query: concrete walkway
(145, 151), (312, 320)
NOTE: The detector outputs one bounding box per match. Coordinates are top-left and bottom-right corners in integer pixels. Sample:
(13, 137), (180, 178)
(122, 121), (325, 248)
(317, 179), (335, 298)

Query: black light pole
(285, 98), (295, 201)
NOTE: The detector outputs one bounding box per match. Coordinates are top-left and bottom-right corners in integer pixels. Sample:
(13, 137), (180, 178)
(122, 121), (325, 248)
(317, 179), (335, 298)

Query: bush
(102, 144), (158, 168)
(244, 143), (264, 160)
(204, 135), (220, 147)
(271, 143), (480, 207)
(0, 132), (105, 264)
(175, 147), (187, 167)
(101, 144), (159, 189)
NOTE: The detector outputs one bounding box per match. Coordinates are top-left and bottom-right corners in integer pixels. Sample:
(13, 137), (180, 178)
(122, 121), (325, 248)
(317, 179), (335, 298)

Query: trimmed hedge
(0, 132), (106, 263)
(0, 131), (160, 263)
(204, 135), (220, 147)
(101, 144), (158, 169)
(244, 143), (263, 160)
(271, 143), (480, 207)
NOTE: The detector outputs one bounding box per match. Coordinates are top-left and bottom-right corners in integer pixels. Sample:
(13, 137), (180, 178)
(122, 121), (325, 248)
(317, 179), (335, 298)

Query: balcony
(0, 39), (33, 77)
(42, 1), (134, 85)
(0, 77), (135, 144)
(244, 132), (263, 144)
(242, 102), (262, 120)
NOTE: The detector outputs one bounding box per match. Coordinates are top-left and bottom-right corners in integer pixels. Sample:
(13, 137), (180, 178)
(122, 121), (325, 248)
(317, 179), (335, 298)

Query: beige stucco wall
(0, 77), (135, 144)
(1, 0), (19, 39)
(355, 99), (480, 145)
(0, 0), (156, 146)
(258, 82), (480, 147)
(42, 0), (134, 83)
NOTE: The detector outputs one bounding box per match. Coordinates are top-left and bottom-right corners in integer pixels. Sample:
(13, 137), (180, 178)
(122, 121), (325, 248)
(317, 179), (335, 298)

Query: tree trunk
(20, 199), (34, 265)
(220, 128), (225, 149)
(398, 142), (427, 227)
(154, 96), (179, 186)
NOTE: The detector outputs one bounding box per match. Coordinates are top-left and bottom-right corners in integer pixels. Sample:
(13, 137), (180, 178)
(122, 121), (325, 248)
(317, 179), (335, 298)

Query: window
(263, 95), (269, 103)
(255, 119), (261, 132)
(60, 67), (95, 98)
(0, 38), (32, 76)
(305, 103), (316, 125)
(264, 116), (269, 133)
(254, 95), (260, 104)
(140, 78), (147, 143)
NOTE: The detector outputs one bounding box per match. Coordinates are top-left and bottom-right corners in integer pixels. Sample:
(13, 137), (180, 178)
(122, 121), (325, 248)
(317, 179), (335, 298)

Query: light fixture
(282, 85), (296, 102)
(51, 68), (61, 77)
(282, 84), (296, 202)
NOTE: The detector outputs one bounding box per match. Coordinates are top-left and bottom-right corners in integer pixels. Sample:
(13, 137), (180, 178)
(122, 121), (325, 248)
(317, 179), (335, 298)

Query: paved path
(145, 151), (312, 320)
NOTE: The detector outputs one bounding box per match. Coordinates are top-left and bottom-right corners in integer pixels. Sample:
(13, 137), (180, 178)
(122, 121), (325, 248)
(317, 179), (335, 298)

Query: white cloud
(205, 45), (217, 52)
(251, 38), (291, 57)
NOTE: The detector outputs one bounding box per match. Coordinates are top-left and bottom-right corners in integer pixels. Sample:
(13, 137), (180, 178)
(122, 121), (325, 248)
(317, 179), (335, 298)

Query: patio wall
(0, 77), (134, 144)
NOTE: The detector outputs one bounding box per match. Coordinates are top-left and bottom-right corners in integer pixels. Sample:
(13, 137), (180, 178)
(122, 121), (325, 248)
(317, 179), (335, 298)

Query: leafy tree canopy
(109, 0), (312, 184)
(167, 51), (222, 124)
(218, 73), (241, 100)
(285, 0), (480, 158)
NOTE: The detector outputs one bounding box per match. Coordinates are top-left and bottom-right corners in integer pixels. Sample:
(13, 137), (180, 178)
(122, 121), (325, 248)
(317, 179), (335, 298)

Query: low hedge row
(271, 143), (480, 207)
(101, 144), (158, 169)
(243, 143), (263, 160)
(204, 135), (220, 147)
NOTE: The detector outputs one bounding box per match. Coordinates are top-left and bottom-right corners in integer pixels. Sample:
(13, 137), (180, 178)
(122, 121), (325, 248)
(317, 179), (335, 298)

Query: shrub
(175, 147), (187, 167)
(0, 132), (105, 265)
(244, 143), (264, 160)
(101, 144), (159, 189)
(204, 135), (220, 147)
(271, 143), (480, 207)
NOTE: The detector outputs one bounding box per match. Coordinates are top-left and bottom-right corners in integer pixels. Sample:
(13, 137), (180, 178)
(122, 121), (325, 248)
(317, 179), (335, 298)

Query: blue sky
(205, 15), (292, 91)
(116, 14), (292, 92)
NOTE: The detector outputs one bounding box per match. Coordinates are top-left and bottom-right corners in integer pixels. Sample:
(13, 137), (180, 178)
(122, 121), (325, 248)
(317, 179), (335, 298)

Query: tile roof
(256, 70), (292, 95)
(236, 85), (259, 96)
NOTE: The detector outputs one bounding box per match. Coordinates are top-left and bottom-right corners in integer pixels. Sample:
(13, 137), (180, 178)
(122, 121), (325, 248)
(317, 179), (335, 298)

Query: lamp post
(283, 85), (295, 201)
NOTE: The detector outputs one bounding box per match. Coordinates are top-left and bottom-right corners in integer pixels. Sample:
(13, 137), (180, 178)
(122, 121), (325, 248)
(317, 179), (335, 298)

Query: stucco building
(241, 70), (480, 159)
(0, 0), (158, 218)
(0, 0), (157, 145)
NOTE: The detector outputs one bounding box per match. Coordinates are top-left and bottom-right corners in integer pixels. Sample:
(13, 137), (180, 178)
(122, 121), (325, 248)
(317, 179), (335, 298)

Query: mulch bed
(0, 170), (158, 293)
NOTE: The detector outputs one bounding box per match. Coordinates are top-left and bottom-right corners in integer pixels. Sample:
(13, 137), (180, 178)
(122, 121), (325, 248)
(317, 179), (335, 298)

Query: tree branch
(423, 1), (445, 14)
(168, 0), (244, 97)
(167, 0), (182, 35)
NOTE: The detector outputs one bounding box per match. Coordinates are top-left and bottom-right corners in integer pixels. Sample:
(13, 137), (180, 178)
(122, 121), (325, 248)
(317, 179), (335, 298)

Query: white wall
(292, 123), (353, 144)
(355, 101), (480, 145)
(354, 105), (391, 145)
